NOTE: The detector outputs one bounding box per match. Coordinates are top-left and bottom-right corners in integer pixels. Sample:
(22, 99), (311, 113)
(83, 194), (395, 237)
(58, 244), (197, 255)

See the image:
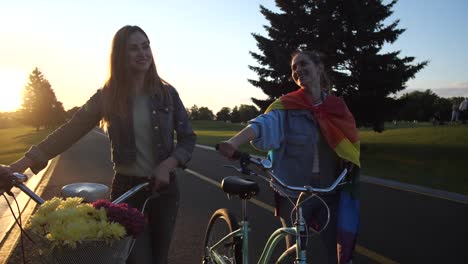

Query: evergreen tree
(249, 0), (427, 131)
(230, 106), (241, 123)
(238, 104), (260, 123)
(189, 105), (199, 120)
(21, 68), (66, 130)
(198, 106), (215, 120)
(216, 107), (232, 121)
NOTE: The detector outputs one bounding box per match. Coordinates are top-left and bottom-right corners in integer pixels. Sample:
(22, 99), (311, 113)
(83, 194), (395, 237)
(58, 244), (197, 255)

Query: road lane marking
(185, 168), (400, 264)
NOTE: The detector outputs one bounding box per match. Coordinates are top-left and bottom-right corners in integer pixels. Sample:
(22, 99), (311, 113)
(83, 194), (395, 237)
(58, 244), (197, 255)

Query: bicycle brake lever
(223, 165), (243, 173)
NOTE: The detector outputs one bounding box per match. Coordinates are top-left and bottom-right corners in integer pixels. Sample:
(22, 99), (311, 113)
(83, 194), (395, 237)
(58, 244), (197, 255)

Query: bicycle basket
(48, 236), (133, 264)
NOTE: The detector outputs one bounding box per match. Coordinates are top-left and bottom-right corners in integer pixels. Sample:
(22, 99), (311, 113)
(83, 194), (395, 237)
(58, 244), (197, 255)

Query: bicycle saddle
(221, 176), (259, 199)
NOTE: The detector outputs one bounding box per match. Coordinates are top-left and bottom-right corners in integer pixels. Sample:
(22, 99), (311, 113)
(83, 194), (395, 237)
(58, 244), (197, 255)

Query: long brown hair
(100, 25), (167, 130)
(291, 50), (331, 92)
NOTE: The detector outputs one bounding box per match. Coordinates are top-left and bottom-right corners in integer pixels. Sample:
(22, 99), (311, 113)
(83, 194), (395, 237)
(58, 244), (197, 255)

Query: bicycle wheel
(203, 208), (242, 264)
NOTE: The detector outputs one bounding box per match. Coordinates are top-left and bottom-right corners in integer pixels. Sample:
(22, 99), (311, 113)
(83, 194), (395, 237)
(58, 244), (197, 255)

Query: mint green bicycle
(202, 151), (349, 264)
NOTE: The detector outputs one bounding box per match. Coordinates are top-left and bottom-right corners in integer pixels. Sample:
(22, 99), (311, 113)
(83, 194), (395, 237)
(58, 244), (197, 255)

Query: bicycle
(1, 170), (155, 264)
(202, 151), (350, 264)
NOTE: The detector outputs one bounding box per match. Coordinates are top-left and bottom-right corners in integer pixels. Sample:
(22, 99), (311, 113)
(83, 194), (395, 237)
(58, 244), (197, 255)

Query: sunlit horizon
(0, 69), (26, 112)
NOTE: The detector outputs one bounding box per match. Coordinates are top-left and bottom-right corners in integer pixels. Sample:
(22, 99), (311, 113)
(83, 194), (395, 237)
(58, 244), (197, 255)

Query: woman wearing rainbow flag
(218, 50), (360, 264)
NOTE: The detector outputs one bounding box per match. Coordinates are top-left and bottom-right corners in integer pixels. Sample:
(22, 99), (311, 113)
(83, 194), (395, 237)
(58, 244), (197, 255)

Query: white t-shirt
(459, 99), (468, 111)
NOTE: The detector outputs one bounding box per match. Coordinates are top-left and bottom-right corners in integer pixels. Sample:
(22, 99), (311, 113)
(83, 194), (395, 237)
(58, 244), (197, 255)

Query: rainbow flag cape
(265, 88), (360, 167)
(265, 88), (360, 263)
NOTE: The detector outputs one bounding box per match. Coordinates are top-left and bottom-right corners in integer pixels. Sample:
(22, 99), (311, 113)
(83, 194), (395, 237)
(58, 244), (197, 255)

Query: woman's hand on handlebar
(217, 141), (238, 160)
(151, 157), (177, 192)
(217, 126), (256, 160)
(9, 156), (34, 174)
(0, 164), (15, 194)
(152, 165), (170, 191)
(341, 159), (355, 172)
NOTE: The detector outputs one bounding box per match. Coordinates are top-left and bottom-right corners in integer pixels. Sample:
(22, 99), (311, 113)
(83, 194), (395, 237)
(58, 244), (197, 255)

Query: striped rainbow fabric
(265, 88), (360, 167)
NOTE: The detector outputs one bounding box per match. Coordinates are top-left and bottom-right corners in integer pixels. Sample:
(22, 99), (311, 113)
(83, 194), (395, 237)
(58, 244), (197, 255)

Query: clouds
(395, 82), (468, 98)
(431, 87), (468, 98)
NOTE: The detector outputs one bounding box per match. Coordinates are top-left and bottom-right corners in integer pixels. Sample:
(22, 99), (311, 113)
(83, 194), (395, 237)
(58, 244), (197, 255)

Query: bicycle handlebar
(221, 147), (349, 194)
(5, 172), (46, 204)
(5, 171), (152, 206)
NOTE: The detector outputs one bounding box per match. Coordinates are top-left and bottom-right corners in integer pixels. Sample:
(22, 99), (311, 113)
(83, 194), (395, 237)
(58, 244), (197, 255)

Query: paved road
(4, 131), (468, 263)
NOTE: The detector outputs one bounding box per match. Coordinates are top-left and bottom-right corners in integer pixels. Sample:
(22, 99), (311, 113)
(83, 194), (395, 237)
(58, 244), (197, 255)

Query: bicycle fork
(294, 207), (307, 264)
(257, 207), (307, 264)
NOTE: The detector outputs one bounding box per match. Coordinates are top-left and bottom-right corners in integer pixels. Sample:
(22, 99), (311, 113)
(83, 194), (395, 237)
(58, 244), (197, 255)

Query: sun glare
(0, 70), (26, 112)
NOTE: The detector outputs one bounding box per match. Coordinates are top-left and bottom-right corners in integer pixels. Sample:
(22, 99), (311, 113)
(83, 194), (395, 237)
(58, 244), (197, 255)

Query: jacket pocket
(284, 135), (308, 158)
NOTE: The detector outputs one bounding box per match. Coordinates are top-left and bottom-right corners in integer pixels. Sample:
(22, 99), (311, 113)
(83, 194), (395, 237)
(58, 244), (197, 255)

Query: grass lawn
(0, 126), (54, 165)
(192, 120), (468, 195)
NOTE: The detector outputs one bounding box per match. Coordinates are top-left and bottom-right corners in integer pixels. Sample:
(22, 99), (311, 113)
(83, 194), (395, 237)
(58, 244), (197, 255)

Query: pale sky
(1, 0), (467, 112)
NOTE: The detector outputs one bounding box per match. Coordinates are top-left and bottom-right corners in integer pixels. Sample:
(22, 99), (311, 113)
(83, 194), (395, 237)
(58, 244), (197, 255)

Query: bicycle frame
(206, 200), (309, 264)
(206, 151), (350, 264)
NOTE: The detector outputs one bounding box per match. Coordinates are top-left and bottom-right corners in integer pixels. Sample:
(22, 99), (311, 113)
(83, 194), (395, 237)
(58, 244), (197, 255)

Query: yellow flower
(28, 197), (127, 248)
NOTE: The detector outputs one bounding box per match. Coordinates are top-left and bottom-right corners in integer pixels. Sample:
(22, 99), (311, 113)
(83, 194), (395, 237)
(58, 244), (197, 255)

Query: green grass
(193, 120), (468, 195)
(0, 126), (54, 165)
(360, 125), (468, 195)
(192, 121), (266, 155)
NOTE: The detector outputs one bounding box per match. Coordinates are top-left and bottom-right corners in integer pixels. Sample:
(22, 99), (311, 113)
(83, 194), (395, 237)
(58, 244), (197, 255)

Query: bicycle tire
(203, 208), (242, 264)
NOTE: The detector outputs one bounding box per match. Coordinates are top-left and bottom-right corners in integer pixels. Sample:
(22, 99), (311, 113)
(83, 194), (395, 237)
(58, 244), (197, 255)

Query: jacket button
(154, 126), (159, 130)
(152, 110), (156, 114)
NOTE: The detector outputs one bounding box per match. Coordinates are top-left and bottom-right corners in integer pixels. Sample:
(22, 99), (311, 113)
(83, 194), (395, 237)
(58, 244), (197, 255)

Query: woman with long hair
(218, 50), (360, 264)
(8, 25), (196, 263)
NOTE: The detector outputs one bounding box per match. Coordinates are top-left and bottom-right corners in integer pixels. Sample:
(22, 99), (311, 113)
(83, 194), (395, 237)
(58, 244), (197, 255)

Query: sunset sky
(0, 0), (467, 112)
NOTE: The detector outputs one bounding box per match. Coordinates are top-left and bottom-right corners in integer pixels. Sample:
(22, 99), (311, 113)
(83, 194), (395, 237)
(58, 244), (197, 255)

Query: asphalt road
(4, 130), (468, 263)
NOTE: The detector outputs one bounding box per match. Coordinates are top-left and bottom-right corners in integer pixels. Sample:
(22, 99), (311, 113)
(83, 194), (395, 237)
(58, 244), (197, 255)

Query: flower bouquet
(28, 197), (145, 263)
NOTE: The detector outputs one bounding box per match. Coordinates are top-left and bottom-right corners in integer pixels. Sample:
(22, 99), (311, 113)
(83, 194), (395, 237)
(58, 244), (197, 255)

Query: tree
(249, 0), (427, 131)
(216, 107), (231, 121)
(21, 68), (66, 130)
(397, 90), (437, 121)
(0, 112), (6, 129)
(238, 104), (260, 123)
(188, 105), (199, 120)
(230, 106), (241, 123)
(197, 106), (214, 120)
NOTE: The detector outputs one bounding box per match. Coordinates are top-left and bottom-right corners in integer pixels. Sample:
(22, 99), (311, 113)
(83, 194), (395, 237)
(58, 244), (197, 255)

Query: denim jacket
(248, 109), (340, 197)
(25, 84), (196, 174)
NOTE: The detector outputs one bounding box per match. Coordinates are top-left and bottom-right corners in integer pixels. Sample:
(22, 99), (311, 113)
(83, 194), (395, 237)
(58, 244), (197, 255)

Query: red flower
(92, 200), (145, 237)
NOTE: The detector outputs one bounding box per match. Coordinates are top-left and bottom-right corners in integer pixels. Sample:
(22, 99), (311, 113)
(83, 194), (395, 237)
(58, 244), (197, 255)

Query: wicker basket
(47, 237), (133, 264)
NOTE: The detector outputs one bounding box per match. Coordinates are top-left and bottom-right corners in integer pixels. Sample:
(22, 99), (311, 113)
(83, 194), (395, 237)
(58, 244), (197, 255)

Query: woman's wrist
(228, 126), (256, 149)
(10, 157), (33, 173)
(160, 157), (178, 171)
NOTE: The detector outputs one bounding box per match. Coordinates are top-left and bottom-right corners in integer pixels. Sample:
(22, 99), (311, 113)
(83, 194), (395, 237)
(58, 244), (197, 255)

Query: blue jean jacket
(25, 84), (196, 174)
(248, 109), (341, 197)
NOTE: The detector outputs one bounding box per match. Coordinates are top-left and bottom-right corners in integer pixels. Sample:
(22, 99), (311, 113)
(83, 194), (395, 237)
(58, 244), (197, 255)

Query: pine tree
(21, 68), (66, 130)
(216, 107), (232, 122)
(249, 0), (427, 131)
(230, 106), (241, 123)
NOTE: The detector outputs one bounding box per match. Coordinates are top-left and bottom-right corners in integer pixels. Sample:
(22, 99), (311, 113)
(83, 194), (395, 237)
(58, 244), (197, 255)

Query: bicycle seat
(221, 176), (259, 199)
(61, 183), (109, 202)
